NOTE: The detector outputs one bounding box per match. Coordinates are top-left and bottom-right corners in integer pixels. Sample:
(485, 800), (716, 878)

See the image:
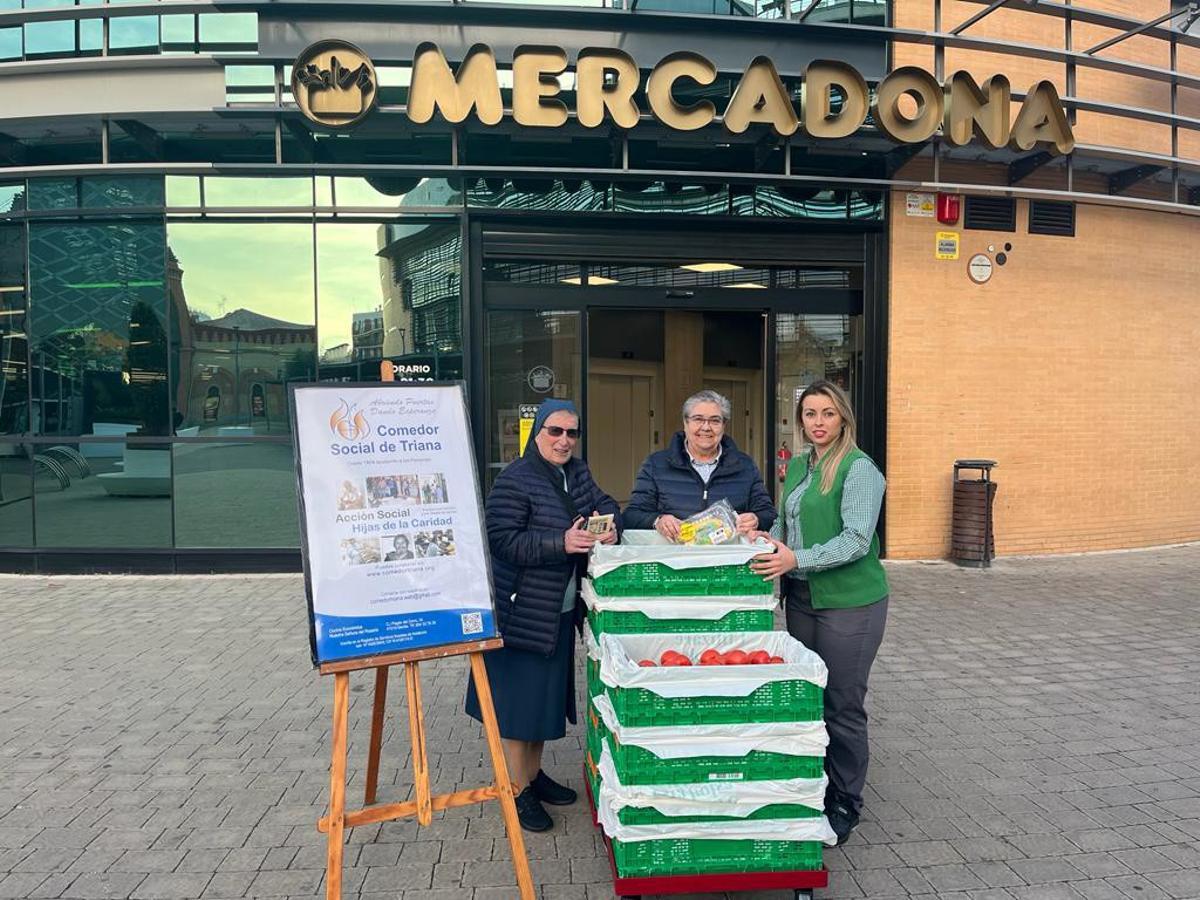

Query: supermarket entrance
(475, 224), (885, 513)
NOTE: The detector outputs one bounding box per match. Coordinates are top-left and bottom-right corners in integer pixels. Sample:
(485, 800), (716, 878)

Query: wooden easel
(314, 361), (535, 900)
(316, 642), (534, 899)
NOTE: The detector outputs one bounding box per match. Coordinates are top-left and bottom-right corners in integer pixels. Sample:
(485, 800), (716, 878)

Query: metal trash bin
(951, 459), (998, 568)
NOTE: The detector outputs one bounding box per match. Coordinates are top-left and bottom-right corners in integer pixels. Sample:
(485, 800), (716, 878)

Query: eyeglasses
(543, 425), (581, 439)
(686, 415), (725, 428)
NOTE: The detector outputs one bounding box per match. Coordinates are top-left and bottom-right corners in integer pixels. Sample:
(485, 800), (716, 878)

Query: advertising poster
(290, 382), (497, 666)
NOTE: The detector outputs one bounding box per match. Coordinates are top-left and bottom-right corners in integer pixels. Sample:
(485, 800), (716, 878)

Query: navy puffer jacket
(623, 432), (777, 531)
(487, 452), (620, 656)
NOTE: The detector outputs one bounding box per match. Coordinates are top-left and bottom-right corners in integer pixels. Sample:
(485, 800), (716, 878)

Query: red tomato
(662, 656), (692, 667)
(768, 655), (785, 664)
(638, 659), (657, 667)
(748, 650), (772, 665)
(699, 649), (723, 666)
(723, 650), (749, 666)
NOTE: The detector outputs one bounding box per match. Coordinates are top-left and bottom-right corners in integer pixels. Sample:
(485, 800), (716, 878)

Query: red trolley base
(584, 766), (828, 900)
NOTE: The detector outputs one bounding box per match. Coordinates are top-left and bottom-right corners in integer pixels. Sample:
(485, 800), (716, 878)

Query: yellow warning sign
(936, 231), (960, 260)
(518, 404), (538, 456)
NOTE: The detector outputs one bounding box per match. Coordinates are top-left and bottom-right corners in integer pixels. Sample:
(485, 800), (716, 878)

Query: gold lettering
(874, 67), (943, 144)
(1011, 80), (1075, 154)
(646, 52), (718, 131)
(803, 61), (868, 139)
(944, 72), (1011, 149)
(724, 56), (798, 136)
(576, 49), (640, 129)
(513, 46), (569, 128)
(407, 43), (502, 126)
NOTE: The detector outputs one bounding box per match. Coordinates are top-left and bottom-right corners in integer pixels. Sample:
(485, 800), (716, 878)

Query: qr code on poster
(461, 612), (484, 635)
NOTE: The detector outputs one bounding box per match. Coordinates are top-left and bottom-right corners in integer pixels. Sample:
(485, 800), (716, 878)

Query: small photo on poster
(420, 473), (449, 505)
(337, 480), (366, 511)
(340, 538), (382, 567)
(380, 533), (416, 562)
(414, 529), (456, 558)
(397, 474), (421, 504)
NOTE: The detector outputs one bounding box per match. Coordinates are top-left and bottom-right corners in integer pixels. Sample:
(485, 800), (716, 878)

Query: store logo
(527, 366), (555, 394)
(330, 400), (371, 441)
(293, 40), (378, 128)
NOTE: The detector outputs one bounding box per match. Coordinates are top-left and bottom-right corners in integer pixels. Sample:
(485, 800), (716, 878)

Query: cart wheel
(794, 891), (814, 900)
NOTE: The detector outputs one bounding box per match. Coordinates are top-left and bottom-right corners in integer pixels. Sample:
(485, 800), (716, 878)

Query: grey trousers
(784, 579), (888, 815)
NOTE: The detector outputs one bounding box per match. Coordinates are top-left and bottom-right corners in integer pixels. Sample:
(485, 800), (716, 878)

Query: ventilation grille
(1028, 200), (1076, 237)
(963, 195), (1017, 232)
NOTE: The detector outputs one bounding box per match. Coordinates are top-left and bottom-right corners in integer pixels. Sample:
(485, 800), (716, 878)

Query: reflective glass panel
(1, 224), (28, 435)
(774, 313), (861, 473)
(466, 179), (609, 213)
(161, 13), (196, 51)
(315, 223), (387, 382)
(81, 176), (165, 209)
(34, 440), (172, 547)
(225, 65), (275, 104)
(198, 12), (257, 50)
(0, 183), (23, 215)
(0, 26), (20, 61)
(0, 449), (31, 546)
(165, 176), (201, 208)
(202, 177), (312, 208)
(326, 177), (462, 209)
(173, 441), (299, 547)
(28, 178), (78, 211)
(167, 222), (316, 435)
(486, 310), (581, 486)
(29, 222), (169, 438)
(614, 183), (730, 215)
(374, 222), (463, 378)
(109, 15), (159, 53)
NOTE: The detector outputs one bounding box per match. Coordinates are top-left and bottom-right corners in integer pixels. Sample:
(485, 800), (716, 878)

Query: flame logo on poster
(329, 400), (370, 441)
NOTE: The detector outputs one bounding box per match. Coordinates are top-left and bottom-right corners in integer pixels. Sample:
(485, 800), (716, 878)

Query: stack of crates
(584, 532), (835, 879)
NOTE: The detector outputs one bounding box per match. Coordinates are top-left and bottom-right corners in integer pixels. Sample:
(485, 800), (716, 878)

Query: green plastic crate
(611, 836), (823, 878)
(602, 731), (824, 785)
(586, 700), (605, 766)
(590, 563), (774, 597)
(586, 655), (605, 699)
(606, 676), (824, 727)
(587, 606), (774, 637)
(616, 802), (822, 826)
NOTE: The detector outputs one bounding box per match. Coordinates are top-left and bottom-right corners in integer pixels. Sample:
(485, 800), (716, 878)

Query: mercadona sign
(293, 41), (1075, 156)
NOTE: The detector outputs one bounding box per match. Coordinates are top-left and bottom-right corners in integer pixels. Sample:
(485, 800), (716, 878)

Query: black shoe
(515, 786), (553, 832)
(532, 770), (577, 806)
(826, 800), (860, 846)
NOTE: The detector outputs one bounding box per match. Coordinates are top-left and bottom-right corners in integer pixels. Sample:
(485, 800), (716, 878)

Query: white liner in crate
(596, 746), (838, 845)
(593, 631), (828, 697)
(597, 744), (829, 819)
(589, 530), (775, 579)
(592, 693), (827, 760)
(581, 579), (778, 621)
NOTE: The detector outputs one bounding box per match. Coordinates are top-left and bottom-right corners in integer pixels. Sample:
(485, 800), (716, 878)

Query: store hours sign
(290, 382), (497, 665)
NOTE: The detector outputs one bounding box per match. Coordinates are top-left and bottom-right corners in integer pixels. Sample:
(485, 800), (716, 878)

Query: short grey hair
(682, 390), (731, 423)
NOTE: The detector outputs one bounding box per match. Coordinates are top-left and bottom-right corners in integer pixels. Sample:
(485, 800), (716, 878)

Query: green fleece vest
(779, 447), (889, 610)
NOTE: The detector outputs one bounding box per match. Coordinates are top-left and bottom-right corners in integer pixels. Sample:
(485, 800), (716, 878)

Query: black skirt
(464, 610), (577, 742)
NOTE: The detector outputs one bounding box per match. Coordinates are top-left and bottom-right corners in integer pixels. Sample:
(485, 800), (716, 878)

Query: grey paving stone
(58, 872), (145, 899)
(1, 549), (1199, 899)
(129, 872), (213, 899)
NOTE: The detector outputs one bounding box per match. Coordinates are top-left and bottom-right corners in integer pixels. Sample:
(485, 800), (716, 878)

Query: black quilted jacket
(487, 452), (620, 656)
(623, 432), (777, 532)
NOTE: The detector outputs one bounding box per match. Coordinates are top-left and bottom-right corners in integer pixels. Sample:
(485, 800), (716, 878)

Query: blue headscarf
(524, 399), (579, 457)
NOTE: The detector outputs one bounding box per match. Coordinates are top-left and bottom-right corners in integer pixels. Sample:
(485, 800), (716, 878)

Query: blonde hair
(793, 380), (858, 494)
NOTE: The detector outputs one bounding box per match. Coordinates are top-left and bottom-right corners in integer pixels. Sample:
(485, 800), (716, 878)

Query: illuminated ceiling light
(560, 277), (583, 284)
(586, 276), (619, 285)
(722, 282), (767, 289)
(680, 262), (744, 273)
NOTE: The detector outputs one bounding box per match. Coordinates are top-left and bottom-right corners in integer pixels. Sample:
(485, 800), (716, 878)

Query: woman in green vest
(751, 380), (889, 846)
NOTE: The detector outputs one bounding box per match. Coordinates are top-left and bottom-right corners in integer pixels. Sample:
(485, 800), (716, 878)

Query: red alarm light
(936, 192), (961, 225)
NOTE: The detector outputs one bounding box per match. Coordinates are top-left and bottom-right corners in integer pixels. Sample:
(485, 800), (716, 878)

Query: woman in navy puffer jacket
(624, 389), (776, 539)
(465, 399), (619, 833)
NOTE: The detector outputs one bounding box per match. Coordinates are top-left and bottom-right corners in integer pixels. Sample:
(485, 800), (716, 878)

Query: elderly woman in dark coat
(624, 389), (776, 539)
(465, 399), (620, 832)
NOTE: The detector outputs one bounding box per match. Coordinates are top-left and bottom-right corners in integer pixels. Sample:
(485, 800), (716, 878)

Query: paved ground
(2, 546), (1199, 900)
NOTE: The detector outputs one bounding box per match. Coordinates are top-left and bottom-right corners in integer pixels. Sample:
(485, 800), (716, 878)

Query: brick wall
(885, 198), (1200, 558)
